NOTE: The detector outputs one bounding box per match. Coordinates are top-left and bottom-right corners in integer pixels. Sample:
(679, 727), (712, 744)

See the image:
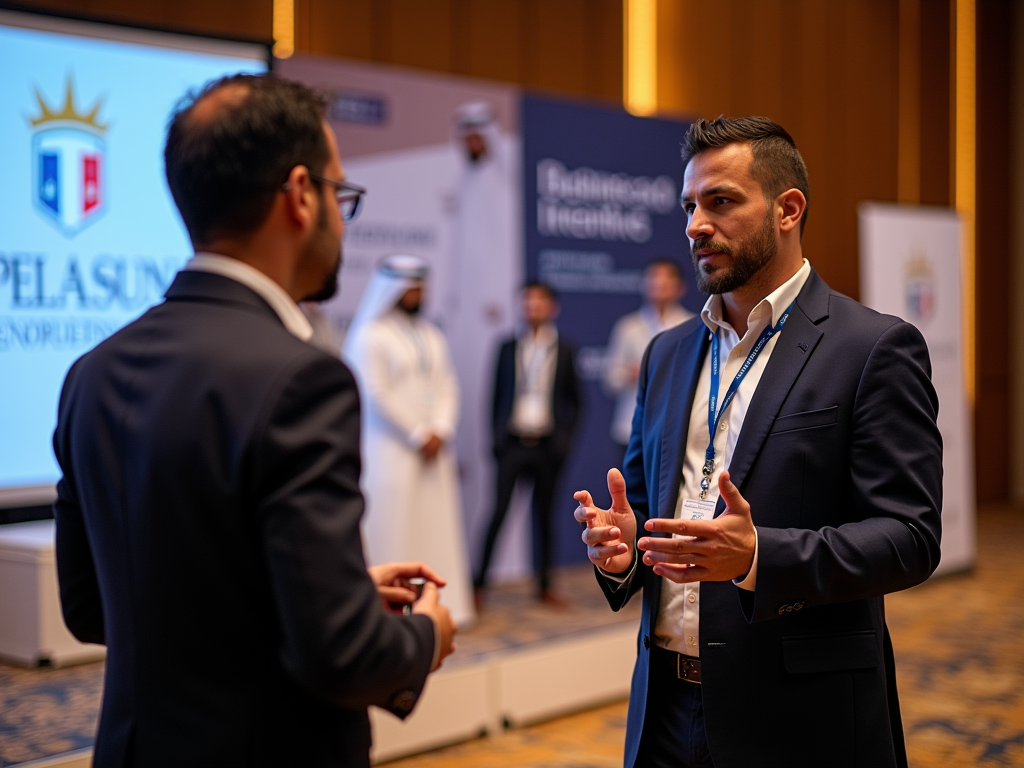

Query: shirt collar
(701, 259), (812, 337)
(185, 253), (314, 342)
(518, 322), (558, 347)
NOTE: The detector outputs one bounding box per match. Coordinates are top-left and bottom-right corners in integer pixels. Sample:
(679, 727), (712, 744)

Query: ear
(777, 188), (806, 236)
(281, 164), (319, 232)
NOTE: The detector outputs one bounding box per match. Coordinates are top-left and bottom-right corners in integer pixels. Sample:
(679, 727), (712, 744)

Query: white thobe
(345, 309), (476, 626)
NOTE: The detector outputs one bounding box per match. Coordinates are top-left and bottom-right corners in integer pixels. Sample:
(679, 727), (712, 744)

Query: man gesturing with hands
(575, 117), (942, 768)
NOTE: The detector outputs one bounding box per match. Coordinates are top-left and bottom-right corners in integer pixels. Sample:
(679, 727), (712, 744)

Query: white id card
(682, 498), (716, 520)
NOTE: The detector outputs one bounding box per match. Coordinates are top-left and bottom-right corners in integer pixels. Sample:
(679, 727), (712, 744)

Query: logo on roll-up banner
(905, 252), (935, 324)
(27, 78), (108, 237)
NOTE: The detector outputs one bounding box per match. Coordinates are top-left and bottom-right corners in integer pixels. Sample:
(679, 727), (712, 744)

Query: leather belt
(651, 645), (701, 684)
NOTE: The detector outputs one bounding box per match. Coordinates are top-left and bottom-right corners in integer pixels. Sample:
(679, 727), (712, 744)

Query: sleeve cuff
(599, 549), (638, 588)
(733, 527), (758, 591)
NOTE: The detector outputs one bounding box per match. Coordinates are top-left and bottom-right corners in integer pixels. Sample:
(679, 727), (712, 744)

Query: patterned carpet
(388, 505), (1024, 768)
(1, 506), (1022, 767)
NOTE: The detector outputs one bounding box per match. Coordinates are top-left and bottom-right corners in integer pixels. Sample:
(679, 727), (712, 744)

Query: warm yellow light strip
(897, 0), (921, 204)
(624, 0), (657, 116)
(273, 0), (295, 59)
(955, 0), (976, 403)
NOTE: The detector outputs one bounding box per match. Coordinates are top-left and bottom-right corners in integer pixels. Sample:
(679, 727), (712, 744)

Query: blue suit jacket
(600, 269), (942, 768)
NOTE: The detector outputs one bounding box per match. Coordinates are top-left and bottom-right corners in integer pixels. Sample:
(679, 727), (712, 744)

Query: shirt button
(688, 636), (696, 646)
(688, 593), (696, 603)
(719, 421), (728, 431)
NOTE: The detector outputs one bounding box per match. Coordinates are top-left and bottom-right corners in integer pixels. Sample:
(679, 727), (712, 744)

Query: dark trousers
(475, 434), (562, 593)
(637, 646), (715, 768)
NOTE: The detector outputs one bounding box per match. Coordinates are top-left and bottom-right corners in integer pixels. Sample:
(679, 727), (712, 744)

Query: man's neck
(721, 255), (803, 337)
(649, 301), (673, 321)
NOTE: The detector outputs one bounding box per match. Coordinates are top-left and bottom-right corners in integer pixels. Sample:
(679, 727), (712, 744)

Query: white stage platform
(5, 566), (641, 767)
(370, 622), (636, 763)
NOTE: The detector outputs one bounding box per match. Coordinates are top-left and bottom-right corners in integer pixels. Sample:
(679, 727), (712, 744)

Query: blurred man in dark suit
(474, 281), (581, 607)
(575, 117), (942, 767)
(52, 74), (455, 768)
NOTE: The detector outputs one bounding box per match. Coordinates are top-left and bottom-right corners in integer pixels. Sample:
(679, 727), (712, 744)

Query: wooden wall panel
(975, 0), (1013, 502)
(293, 0), (621, 103)
(918, 0), (951, 207)
(13, 0), (273, 40)
(655, 0), (899, 301)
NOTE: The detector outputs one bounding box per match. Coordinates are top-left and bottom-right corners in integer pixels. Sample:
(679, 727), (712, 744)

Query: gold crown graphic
(905, 249), (933, 279)
(28, 77), (107, 134)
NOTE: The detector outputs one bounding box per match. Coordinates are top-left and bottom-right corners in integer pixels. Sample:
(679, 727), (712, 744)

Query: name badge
(682, 497), (716, 520)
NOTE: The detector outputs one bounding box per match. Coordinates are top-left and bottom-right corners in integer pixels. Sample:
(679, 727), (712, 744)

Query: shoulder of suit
(818, 289), (911, 340)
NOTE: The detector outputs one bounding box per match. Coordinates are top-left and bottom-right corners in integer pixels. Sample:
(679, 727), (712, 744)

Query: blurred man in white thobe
(344, 254), (475, 626)
(445, 102), (520, 576)
(604, 259), (693, 462)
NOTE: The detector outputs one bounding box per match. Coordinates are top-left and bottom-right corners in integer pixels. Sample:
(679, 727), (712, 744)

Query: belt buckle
(677, 655), (702, 684)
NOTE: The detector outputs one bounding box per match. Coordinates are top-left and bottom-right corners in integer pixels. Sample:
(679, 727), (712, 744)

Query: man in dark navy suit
(52, 74), (455, 768)
(575, 117), (942, 768)
(475, 282), (581, 606)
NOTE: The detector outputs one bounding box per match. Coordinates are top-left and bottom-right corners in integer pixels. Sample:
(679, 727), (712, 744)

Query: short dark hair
(644, 257), (682, 278)
(523, 280), (558, 301)
(164, 73), (330, 244)
(681, 116), (810, 235)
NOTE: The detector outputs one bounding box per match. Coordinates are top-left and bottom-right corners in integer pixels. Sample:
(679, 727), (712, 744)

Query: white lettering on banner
(576, 346), (609, 382)
(344, 221), (438, 250)
(535, 159), (677, 243)
(537, 249), (644, 295)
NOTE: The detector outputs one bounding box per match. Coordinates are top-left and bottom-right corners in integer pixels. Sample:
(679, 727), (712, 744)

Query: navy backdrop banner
(521, 94), (699, 568)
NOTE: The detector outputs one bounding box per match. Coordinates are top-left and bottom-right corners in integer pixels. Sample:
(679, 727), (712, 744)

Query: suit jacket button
(643, 635), (650, 649)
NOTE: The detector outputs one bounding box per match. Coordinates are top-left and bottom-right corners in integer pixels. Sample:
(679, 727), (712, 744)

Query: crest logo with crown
(905, 249), (936, 324)
(27, 77), (108, 236)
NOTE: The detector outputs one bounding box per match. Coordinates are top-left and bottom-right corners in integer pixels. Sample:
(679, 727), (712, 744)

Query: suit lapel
(715, 270), (830, 515)
(657, 324), (711, 519)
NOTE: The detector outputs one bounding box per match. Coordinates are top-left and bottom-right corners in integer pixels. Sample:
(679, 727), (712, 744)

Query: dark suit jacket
(491, 333), (581, 460)
(600, 269), (942, 768)
(52, 270), (435, 768)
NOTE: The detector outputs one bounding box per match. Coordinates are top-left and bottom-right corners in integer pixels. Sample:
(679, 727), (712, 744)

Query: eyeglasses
(309, 173), (365, 222)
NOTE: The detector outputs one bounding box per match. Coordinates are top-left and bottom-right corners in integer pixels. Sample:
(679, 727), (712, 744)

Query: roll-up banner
(521, 95), (696, 567)
(859, 203), (976, 575)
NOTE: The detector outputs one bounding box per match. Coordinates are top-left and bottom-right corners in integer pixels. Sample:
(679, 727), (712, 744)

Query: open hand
(573, 468), (637, 574)
(637, 471), (755, 583)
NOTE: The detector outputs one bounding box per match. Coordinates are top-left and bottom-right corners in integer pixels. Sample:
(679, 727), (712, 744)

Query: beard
(690, 206), (777, 295)
(300, 203), (342, 303)
(398, 299), (422, 315)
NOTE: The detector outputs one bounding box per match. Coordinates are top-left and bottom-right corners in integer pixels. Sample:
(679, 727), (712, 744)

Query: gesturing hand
(637, 471), (756, 583)
(368, 562), (447, 609)
(573, 468), (637, 574)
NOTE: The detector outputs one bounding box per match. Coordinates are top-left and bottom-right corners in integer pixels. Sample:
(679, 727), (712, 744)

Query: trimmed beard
(301, 202), (342, 303)
(690, 206), (777, 295)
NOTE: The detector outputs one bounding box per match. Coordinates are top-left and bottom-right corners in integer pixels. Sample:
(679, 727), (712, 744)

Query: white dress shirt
(608, 260), (811, 658)
(509, 323), (559, 437)
(185, 253), (314, 342)
(604, 304), (694, 445)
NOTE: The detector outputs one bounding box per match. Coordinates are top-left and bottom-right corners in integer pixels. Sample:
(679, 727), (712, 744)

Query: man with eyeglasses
(51, 74), (455, 768)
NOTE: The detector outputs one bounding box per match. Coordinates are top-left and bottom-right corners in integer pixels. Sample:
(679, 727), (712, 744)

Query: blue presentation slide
(0, 13), (267, 498)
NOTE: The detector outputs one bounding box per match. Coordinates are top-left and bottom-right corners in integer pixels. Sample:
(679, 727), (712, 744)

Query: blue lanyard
(701, 301), (795, 499)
